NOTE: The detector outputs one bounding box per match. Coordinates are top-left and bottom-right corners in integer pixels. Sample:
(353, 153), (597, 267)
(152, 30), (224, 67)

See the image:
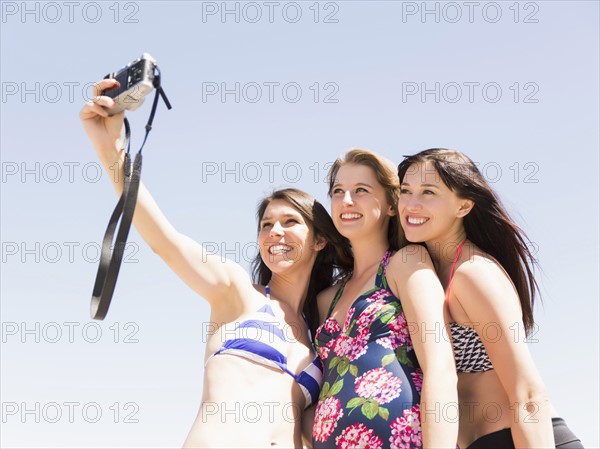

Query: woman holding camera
(80, 78), (352, 448)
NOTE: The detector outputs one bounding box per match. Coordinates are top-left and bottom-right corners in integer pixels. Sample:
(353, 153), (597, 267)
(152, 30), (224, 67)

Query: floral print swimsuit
(313, 250), (423, 449)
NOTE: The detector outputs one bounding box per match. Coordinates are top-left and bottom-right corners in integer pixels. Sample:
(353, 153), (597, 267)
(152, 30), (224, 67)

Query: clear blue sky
(1, 1), (598, 447)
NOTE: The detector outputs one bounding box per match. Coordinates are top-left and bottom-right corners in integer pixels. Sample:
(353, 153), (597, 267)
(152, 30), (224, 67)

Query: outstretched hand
(79, 78), (126, 157)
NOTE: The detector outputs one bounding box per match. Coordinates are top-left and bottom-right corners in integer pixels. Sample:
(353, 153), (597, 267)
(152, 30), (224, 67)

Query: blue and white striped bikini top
(206, 285), (323, 409)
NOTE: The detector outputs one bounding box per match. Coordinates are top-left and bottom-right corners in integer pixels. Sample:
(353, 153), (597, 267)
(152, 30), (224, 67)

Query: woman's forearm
(509, 392), (554, 448)
(420, 375), (458, 449)
(94, 142), (178, 258)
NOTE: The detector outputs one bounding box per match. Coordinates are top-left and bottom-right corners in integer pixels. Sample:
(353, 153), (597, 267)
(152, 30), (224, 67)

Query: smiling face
(330, 163), (395, 241)
(257, 199), (322, 275)
(398, 161), (473, 245)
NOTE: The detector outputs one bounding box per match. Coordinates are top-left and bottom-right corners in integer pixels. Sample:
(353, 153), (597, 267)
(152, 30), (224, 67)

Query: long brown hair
(327, 148), (402, 251)
(397, 148), (539, 333)
(252, 188), (353, 335)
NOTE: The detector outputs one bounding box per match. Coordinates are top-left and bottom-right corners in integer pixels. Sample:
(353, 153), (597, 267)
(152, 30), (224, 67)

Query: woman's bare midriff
(456, 370), (558, 448)
(183, 353), (306, 448)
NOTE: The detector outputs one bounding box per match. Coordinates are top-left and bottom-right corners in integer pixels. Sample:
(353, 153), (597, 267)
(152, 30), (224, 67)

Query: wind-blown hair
(397, 148), (539, 333)
(252, 188), (353, 335)
(327, 148), (402, 251)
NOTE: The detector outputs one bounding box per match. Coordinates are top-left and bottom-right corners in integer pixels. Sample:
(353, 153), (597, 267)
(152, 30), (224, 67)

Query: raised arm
(79, 79), (252, 310)
(452, 256), (554, 448)
(388, 245), (458, 449)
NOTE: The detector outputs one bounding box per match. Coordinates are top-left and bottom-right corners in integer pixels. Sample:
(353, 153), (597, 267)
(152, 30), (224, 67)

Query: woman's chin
(402, 230), (425, 244)
(263, 257), (295, 274)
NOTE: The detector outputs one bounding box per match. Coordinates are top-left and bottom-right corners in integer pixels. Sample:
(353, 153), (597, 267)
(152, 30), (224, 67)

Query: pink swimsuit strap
(445, 240), (466, 303)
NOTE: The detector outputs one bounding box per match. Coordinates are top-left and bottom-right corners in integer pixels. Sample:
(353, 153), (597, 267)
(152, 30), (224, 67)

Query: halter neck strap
(446, 240), (466, 303)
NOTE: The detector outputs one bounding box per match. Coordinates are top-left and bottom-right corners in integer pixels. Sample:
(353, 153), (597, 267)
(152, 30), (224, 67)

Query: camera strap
(90, 70), (172, 320)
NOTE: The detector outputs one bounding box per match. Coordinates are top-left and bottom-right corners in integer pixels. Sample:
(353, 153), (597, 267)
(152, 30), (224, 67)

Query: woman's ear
(314, 236), (327, 252)
(387, 204), (397, 217)
(457, 199), (475, 218)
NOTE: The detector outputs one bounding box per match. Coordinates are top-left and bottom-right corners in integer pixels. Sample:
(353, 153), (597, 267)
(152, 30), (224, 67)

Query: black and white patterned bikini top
(447, 241), (494, 373)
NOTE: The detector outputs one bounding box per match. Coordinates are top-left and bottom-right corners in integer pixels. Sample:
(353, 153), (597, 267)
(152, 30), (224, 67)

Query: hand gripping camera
(91, 53), (171, 320)
(102, 52), (158, 115)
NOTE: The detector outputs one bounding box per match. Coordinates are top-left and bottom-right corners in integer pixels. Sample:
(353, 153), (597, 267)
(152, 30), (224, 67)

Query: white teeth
(341, 213), (362, 219)
(407, 217), (428, 225)
(269, 245), (292, 255)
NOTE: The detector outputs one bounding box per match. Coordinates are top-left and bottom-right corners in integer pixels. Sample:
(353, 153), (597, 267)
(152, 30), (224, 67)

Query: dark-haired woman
(80, 78), (352, 448)
(397, 149), (583, 449)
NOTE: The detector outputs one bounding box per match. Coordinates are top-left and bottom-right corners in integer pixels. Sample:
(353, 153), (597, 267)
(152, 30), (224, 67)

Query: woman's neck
(349, 236), (389, 277)
(426, 229), (467, 273)
(268, 269), (311, 315)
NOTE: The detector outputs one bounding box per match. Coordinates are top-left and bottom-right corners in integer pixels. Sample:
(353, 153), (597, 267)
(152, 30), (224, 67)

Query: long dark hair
(327, 148), (402, 251)
(397, 149), (539, 334)
(251, 188), (353, 335)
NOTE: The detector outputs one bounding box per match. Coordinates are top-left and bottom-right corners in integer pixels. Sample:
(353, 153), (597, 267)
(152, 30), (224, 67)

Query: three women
(81, 83), (580, 447)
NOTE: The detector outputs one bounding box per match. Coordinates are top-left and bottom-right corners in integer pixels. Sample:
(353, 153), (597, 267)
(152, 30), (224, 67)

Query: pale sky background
(1, 1), (599, 447)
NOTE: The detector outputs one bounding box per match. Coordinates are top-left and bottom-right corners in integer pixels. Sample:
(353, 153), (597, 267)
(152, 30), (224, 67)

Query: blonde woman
(312, 149), (458, 449)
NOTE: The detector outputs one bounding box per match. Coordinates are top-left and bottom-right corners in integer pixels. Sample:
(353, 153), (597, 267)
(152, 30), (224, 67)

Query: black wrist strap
(90, 71), (171, 320)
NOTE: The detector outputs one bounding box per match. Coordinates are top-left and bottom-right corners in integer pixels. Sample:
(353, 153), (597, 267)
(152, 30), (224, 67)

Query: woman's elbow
(508, 383), (551, 414)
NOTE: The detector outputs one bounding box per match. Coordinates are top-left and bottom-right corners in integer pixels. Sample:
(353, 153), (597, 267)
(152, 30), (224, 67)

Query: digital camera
(102, 53), (157, 115)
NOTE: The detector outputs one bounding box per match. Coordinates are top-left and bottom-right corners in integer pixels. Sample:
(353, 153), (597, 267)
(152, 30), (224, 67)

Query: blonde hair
(327, 148), (405, 250)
